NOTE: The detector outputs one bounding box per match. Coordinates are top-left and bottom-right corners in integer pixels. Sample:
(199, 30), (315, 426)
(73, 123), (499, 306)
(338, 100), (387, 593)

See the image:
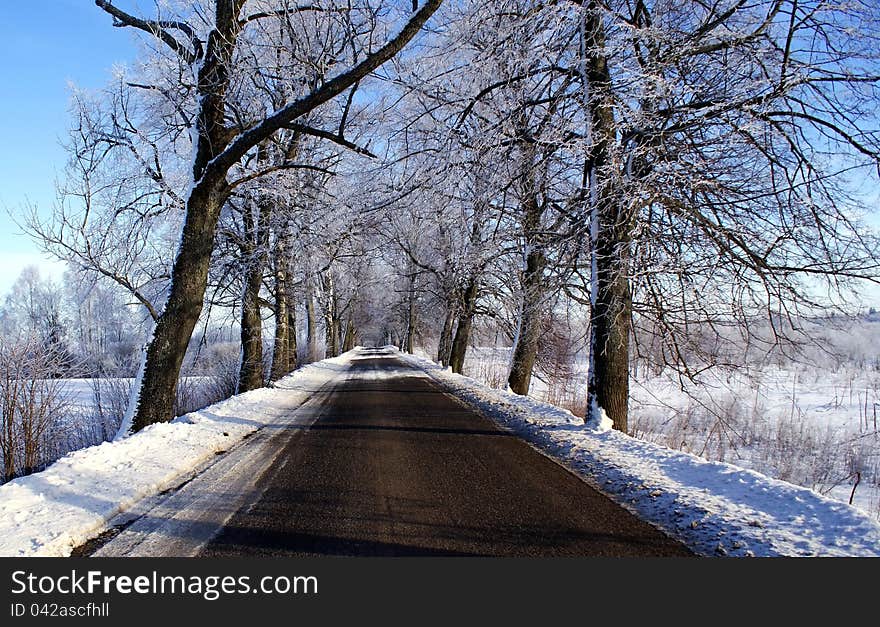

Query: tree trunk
(121, 2), (243, 434)
(508, 137), (547, 396)
(587, 233), (632, 432)
(127, 181), (228, 432)
(322, 273), (339, 358)
(342, 316), (357, 352)
(449, 278), (478, 375)
(437, 300), (457, 366)
(287, 303), (298, 370)
(2, 445), (13, 482)
(582, 0), (633, 432)
(404, 278), (417, 354)
(237, 197), (270, 393)
(306, 284), (318, 362)
(507, 248), (546, 395)
(270, 231), (290, 381)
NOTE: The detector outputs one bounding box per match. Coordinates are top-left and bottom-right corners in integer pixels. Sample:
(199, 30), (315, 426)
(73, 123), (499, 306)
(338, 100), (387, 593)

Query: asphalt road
(193, 349), (692, 557)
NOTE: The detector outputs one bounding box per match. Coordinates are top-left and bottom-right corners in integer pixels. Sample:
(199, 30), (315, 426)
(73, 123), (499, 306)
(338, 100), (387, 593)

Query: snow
(401, 351), (880, 557)
(115, 340), (150, 440)
(584, 403), (613, 433)
(460, 345), (880, 520)
(4, 346), (880, 557)
(0, 352), (356, 557)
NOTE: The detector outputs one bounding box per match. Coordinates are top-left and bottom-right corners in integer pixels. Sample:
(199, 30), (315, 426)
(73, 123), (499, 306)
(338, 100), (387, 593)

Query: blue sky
(0, 1), (138, 295)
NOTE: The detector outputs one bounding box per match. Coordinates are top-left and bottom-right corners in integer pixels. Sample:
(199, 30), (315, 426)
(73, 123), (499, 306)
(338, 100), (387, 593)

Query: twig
(849, 471), (861, 505)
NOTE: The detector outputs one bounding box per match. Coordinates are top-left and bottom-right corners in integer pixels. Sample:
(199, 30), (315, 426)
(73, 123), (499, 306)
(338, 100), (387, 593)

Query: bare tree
(573, 0), (880, 431)
(90, 0), (443, 434)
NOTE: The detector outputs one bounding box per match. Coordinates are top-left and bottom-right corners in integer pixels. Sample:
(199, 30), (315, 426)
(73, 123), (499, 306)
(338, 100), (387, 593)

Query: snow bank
(402, 352), (880, 557)
(0, 352), (356, 557)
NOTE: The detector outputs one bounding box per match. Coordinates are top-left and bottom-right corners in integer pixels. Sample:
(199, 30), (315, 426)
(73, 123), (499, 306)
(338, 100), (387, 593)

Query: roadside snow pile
(403, 352), (880, 557)
(0, 352), (356, 557)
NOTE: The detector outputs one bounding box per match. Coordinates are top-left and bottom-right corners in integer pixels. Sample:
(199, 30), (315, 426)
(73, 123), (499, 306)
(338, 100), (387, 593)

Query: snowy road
(90, 348), (691, 557)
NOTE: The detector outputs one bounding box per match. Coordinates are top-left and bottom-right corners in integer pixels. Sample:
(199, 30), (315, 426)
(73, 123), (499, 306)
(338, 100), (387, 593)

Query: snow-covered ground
(628, 365), (880, 517)
(0, 354), (355, 557)
(459, 346), (880, 521)
(21, 376), (237, 476)
(403, 351), (880, 557)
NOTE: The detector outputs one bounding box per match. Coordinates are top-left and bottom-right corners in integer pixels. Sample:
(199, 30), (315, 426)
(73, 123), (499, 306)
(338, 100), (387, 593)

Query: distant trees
(0, 267), (75, 374)
(380, 0), (585, 382)
(1, 267), (64, 343)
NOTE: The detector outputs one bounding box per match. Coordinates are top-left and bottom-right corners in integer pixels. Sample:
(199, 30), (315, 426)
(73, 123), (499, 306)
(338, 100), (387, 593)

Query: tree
(573, 0), (880, 431)
(234, 189), (272, 393)
(0, 268), (74, 376)
(92, 0), (444, 435)
(378, 0), (880, 432)
(26, 77), (184, 325)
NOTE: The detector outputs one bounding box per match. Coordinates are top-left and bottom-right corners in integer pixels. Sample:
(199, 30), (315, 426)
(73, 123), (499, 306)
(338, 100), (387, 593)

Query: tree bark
(582, 0), (633, 432)
(237, 197), (271, 393)
(507, 248), (546, 395)
(449, 278), (478, 375)
(321, 273), (339, 358)
(342, 316), (357, 352)
(306, 284), (318, 362)
(129, 183), (228, 430)
(437, 299), (457, 366)
(588, 225), (632, 432)
(270, 230), (290, 381)
(508, 138), (547, 396)
(404, 275), (417, 354)
(287, 302), (298, 370)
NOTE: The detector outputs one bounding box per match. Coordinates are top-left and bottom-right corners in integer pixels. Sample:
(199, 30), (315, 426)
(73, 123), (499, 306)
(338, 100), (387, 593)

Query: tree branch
(95, 1), (202, 64)
(228, 163), (335, 190)
(239, 5), (348, 26)
(284, 123), (377, 158)
(208, 0), (444, 179)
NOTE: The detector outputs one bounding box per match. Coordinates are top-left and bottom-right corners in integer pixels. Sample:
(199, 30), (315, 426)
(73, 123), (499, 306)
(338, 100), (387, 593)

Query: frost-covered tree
(70, 0), (443, 434)
(21, 0), (880, 443)
(378, 0), (880, 433)
(0, 267), (71, 372)
(573, 0), (880, 431)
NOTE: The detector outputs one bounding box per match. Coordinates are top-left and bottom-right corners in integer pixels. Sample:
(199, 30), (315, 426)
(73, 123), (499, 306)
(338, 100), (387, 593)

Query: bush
(0, 336), (69, 481)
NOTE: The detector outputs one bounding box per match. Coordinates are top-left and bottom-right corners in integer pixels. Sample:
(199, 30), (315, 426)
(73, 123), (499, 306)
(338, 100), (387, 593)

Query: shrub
(0, 336), (69, 481)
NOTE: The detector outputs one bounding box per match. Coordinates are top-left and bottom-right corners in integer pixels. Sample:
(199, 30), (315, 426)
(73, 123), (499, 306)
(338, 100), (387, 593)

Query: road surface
(93, 349), (692, 557)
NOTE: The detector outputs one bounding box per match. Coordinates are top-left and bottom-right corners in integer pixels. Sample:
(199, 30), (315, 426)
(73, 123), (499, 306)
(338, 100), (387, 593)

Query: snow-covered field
(456, 347), (880, 522)
(629, 366), (880, 517)
(0, 355), (354, 557)
(405, 351), (880, 556)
